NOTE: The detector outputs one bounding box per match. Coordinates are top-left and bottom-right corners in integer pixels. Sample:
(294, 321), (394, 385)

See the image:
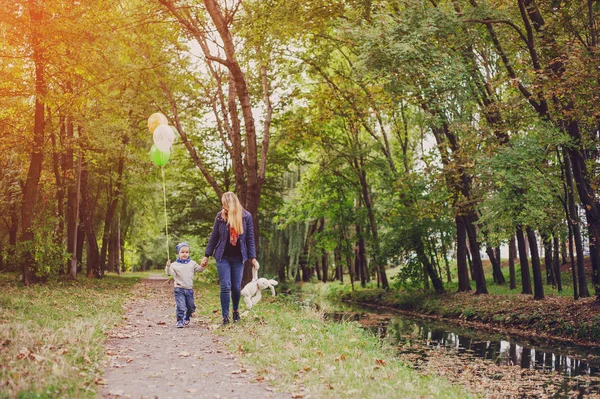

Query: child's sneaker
(176, 320), (184, 328)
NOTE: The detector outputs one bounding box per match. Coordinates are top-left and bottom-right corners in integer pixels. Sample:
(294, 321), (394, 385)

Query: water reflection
(383, 317), (600, 379)
(322, 309), (600, 396)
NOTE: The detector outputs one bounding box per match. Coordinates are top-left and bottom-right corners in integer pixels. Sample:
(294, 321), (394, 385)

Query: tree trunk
(50, 119), (65, 272)
(299, 221), (318, 282)
(564, 150), (589, 297)
(76, 220), (85, 274)
(344, 230), (355, 289)
(456, 215), (471, 292)
(356, 162), (388, 289)
(69, 153), (82, 279)
(541, 232), (555, 286)
(358, 233), (368, 286)
(321, 250), (328, 283)
(553, 234), (562, 291)
(80, 157), (101, 278)
(315, 258), (322, 282)
(441, 230), (452, 283)
(516, 226), (532, 294)
(588, 224), (600, 291)
(526, 227), (545, 300)
(99, 148), (126, 275)
(116, 215), (122, 275)
(414, 236), (444, 293)
(334, 246), (343, 283)
(561, 237), (568, 265)
(567, 219), (579, 300)
(464, 213), (488, 294)
(486, 245), (506, 285)
(20, 0), (46, 285)
(466, 244), (474, 281)
(65, 115), (76, 274)
(508, 236), (517, 289)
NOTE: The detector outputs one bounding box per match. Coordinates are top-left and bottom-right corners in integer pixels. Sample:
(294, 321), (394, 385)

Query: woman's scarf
(229, 226), (239, 246)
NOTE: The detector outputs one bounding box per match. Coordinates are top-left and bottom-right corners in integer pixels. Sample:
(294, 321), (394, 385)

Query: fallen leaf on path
(31, 354), (45, 362)
(335, 354), (346, 362)
(186, 388), (198, 393)
(109, 333), (131, 339)
(109, 389), (124, 396)
(178, 351), (190, 357)
(156, 321), (166, 325)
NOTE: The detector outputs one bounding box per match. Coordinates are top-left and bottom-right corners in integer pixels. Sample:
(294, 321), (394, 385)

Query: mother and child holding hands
(166, 191), (259, 328)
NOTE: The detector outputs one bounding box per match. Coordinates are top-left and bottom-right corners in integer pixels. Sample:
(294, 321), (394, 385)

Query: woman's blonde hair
(221, 191), (244, 234)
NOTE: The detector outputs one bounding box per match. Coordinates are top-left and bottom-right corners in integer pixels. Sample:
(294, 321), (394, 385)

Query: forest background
(3, 0), (600, 305)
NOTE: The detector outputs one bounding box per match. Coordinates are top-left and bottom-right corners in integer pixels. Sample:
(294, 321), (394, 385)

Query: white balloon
(153, 124), (175, 152)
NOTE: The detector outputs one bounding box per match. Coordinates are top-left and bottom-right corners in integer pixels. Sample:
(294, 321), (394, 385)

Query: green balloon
(150, 144), (170, 166)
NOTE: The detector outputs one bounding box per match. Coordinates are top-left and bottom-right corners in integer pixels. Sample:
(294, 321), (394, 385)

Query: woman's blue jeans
(215, 255), (244, 320)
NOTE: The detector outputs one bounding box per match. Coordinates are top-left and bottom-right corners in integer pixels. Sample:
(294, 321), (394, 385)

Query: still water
(310, 297), (600, 397)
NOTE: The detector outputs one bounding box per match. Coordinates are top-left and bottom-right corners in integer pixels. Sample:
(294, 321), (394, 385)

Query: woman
(201, 192), (259, 325)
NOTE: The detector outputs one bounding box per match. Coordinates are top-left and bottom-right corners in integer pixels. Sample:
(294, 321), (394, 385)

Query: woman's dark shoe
(221, 317), (230, 326)
(232, 310), (240, 323)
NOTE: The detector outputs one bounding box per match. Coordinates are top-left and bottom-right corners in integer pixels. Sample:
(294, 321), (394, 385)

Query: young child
(165, 242), (204, 328)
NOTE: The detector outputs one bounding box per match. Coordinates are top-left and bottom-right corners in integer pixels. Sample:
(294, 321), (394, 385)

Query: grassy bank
(304, 265), (600, 345)
(0, 272), (142, 399)
(192, 279), (472, 399)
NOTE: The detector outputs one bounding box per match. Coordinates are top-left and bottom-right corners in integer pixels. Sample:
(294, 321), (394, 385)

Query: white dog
(240, 267), (278, 310)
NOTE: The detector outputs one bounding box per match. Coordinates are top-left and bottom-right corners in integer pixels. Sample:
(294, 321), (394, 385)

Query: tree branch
(159, 81), (223, 198)
(258, 65), (272, 184)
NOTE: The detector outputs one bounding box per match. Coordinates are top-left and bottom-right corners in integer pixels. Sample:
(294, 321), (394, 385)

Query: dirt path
(100, 276), (290, 399)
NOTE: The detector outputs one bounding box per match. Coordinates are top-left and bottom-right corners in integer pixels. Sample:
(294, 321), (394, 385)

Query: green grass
(1, 270), (473, 399)
(0, 272), (142, 399)
(193, 280), (473, 399)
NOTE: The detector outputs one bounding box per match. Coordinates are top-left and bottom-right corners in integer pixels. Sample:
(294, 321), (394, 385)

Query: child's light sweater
(165, 260), (203, 289)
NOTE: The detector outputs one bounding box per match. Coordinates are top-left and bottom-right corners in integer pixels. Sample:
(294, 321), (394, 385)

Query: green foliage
(477, 131), (565, 242)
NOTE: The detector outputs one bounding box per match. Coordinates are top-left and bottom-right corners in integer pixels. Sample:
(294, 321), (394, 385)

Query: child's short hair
(176, 242), (190, 253)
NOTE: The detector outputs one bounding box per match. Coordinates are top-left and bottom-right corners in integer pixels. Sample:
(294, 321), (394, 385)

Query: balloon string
(162, 166), (169, 260)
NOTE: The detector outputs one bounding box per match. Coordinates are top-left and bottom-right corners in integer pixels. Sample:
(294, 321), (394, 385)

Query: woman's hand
(200, 257), (209, 268)
(252, 258), (260, 270)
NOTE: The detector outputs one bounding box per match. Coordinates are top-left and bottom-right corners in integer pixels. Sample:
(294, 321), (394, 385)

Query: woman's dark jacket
(204, 209), (256, 262)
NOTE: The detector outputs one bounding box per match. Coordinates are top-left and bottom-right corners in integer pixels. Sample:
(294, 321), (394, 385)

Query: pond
(307, 296), (600, 398)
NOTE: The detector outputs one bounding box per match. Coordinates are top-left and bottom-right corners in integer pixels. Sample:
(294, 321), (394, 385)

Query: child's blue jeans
(174, 287), (195, 321)
(215, 255), (244, 319)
